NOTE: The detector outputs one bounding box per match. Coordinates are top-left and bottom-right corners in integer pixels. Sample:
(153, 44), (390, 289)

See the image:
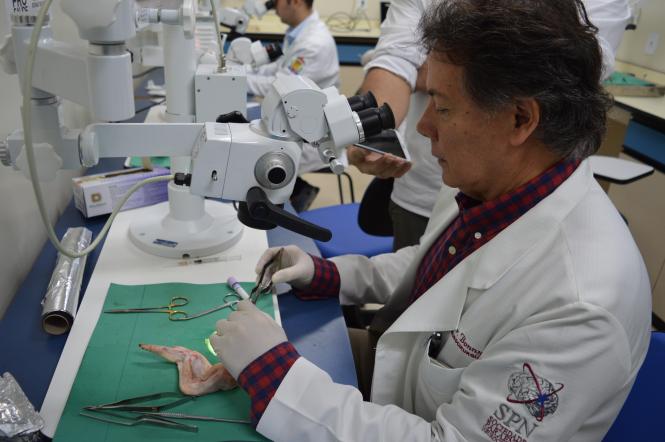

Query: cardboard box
(73, 168), (170, 218)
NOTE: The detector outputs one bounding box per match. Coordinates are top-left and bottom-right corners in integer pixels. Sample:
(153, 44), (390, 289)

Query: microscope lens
(357, 103), (395, 138)
(347, 91), (378, 112)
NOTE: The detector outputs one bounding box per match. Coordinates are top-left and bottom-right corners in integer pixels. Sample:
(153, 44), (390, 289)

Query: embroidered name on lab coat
(451, 330), (482, 359)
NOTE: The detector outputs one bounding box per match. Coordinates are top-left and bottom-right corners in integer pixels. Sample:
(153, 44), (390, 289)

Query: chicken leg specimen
(139, 344), (237, 396)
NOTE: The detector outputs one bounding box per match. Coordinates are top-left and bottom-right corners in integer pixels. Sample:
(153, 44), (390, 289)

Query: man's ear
(510, 97), (540, 146)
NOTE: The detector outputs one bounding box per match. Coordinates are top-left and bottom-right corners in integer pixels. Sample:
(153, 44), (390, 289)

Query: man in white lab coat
(246, 0), (339, 97)
(347, 0), (632, 251)
(211, 1), (652, 440)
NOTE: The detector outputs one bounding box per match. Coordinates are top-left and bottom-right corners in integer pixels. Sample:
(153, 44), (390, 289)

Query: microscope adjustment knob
(0, 141), (10, 167)
(254, 152), (295, 189)
(329, 158), (345, 175)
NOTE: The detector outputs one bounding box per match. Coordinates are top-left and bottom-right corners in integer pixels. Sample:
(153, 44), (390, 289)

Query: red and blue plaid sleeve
(292, 254), (341, 300)
(238, 341), (300, 425)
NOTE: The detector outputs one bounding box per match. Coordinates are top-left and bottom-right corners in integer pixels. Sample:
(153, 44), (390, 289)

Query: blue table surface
(0, 70), (357, 415)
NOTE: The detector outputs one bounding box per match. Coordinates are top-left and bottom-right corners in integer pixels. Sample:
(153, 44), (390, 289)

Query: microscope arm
(79, 123), (202, 164)
(79, 121), (299, 202)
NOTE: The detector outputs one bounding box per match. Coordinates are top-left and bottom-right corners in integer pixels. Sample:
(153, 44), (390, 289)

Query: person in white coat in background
(211, 1), (652, 440)
(246, 0), (341, 210)
(347, 0), (631, 251)
(246, 0), (339, 97)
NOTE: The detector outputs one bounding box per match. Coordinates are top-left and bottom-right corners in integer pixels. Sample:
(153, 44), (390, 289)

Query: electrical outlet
(645, 32), (660, 55)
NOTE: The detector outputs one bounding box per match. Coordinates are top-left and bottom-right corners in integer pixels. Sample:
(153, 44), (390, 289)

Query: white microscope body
(216, 0), (275, 34)
(0, 0), (395, 258)
(120, 0), (250, 257)
(1, 0), (136, 179)
(78, 74), (394, 244)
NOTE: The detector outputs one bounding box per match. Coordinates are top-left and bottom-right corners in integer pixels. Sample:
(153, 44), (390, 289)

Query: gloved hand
(209, 300), (287, 378)
(255, 245), (314, 289)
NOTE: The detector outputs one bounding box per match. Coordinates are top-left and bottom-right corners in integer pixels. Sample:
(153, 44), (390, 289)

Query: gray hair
(419, 0), (613, 159)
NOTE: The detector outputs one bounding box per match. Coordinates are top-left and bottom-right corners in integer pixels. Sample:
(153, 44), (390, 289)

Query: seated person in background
(246, 0), (341, 211)
(211, 0), (652, 440)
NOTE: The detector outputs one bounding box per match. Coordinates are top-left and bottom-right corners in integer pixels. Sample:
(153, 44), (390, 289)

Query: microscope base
(128, 200), (243, 259)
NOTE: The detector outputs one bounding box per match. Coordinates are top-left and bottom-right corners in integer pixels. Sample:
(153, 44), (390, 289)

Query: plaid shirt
(293, 256), (341, 300)
(410, 158), (580, 301)
(239, 158), (580, 425)
(238, 341), (300, 424)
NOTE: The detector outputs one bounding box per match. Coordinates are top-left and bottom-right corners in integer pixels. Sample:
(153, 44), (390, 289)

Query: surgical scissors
(104, 294), (241, 321)
(168, 294), (242, 321)
(104, 296), (189, 319)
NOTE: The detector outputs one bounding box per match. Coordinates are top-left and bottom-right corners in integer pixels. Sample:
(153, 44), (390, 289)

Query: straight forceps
(81, 391), (198, 432)
(79, 411), (198, 432)
(83, 391), (194, 412)
(250, 247), (284, 303)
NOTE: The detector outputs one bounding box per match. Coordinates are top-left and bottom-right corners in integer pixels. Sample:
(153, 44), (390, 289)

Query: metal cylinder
(87, 46), (134, 121)
(41, 227), (92, 335)
(163, 23), (196, 122)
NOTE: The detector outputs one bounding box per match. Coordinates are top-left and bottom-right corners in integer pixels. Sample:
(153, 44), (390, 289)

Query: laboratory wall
(0, 1), (83, 319)
(616, 0), (665, 72)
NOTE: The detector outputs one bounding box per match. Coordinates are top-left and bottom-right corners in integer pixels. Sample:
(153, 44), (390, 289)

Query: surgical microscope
(133, 0), (283, 82)
(0, 0), (395, 260)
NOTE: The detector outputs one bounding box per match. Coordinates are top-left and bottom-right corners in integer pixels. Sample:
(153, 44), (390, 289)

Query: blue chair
(299, 203), (393, 258)
(603, 332), (665, 441)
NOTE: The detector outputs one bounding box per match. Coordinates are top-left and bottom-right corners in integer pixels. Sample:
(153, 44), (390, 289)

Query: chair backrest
(357, 177), (394, 237)
(299, 203), (393, 258)
(603, 332), (665, 441)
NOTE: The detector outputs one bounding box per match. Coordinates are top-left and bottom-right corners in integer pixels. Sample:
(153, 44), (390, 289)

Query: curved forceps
(168, 293), (241, 321)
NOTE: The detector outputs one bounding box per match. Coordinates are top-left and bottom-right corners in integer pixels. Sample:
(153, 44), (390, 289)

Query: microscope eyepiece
(347, 91), (378, 112)
(265, 0), (276, 10)
(356, 103), (395, 139)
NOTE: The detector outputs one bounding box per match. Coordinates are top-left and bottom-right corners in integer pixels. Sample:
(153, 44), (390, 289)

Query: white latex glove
(255, 245), (315, 289)
(209, 300), (288, 378)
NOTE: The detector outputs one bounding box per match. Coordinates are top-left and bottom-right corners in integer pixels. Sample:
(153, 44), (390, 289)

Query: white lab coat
(256, 160), (651, 441)
(365, 0), (631, 218)
(246, 11), (340, 98)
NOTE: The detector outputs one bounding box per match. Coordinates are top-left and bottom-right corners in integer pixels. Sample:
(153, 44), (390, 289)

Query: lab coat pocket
(414, 340), (465, 421)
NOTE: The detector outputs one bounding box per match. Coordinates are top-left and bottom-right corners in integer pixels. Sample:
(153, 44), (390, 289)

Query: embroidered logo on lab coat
(506, 363), (564, 421)
(289, 56), (305, 74)
(481, 364), (563, 441)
